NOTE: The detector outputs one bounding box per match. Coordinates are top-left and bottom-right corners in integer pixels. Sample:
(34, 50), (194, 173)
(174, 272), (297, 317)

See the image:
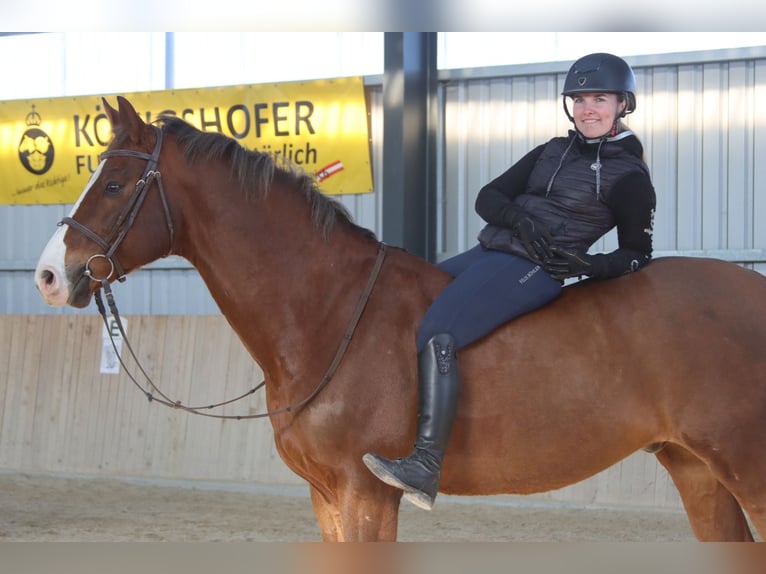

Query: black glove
(512, 216), (554, 262)
(543, 246), (594, 280)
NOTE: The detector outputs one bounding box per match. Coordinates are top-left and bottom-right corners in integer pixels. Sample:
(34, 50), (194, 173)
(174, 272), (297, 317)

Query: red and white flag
(316, 160), (344, 183)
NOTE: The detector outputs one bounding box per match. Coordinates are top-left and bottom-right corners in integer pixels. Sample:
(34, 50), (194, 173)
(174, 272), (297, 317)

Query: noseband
(60, 125), (174, 282)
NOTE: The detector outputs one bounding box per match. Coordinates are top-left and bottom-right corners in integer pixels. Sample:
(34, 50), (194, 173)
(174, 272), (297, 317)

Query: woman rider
(363, 52), (657, 511)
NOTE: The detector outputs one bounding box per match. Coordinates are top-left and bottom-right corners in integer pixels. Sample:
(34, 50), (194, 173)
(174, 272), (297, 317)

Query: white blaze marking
(68, 158), (106, 218)
(35, 160), (106, 304)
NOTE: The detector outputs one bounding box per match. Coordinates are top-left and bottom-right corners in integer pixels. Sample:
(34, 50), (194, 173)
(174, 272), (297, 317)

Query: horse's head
(35, 96), (175, 308)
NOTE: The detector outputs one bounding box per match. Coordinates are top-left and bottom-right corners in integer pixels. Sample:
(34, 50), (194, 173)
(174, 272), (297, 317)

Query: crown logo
(19, 104), (54, 175)
(25, 105), (42, 127)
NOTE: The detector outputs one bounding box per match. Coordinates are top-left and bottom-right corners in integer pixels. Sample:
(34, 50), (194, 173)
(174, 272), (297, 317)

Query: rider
(363, 52), (657, 510)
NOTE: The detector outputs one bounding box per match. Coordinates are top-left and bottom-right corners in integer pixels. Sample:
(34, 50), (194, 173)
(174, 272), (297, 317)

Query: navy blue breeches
(416, 245), (563, 352)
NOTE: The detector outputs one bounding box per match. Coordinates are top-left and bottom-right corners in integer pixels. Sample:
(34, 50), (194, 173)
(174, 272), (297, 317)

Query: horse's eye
(105, 182), (123, 196)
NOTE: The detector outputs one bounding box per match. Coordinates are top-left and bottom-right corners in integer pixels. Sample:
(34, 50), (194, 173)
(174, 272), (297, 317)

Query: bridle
(60, 122), (388, 419)
(61, 125), (174, 283)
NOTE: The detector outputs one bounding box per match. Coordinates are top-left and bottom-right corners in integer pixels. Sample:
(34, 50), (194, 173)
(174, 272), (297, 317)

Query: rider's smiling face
(571, 92), (626, 138)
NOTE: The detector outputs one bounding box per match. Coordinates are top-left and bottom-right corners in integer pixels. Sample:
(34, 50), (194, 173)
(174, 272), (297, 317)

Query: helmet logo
(577, 77), (587, 86)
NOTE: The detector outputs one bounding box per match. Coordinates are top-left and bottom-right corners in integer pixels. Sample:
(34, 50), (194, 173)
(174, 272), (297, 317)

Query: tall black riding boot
(363, 333), (460, 510)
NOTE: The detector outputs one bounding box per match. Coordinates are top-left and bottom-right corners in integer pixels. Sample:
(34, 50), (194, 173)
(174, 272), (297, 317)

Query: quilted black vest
(478, 131), (650, 258)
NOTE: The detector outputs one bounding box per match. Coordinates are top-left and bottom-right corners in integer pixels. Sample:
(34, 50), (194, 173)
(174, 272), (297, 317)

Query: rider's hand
(542, 246), (594, 280)
(512, 216), (554, 262)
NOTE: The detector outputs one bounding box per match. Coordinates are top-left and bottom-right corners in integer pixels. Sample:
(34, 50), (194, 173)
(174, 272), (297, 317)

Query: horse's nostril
(41, 269), (55, 286)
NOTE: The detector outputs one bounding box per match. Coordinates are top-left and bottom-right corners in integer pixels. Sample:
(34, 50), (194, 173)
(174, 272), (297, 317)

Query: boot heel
(362, 452), (438, 510)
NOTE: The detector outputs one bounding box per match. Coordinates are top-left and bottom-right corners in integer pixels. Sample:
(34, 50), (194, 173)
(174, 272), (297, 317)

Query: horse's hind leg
(656, 443), (753, 541)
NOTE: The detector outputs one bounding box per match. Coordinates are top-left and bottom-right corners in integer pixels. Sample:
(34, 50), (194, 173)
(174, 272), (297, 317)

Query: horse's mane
(156, 115), (376, 241)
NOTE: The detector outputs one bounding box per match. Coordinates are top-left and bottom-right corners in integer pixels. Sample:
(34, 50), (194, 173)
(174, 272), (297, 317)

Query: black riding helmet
(561, 53), (636, 123)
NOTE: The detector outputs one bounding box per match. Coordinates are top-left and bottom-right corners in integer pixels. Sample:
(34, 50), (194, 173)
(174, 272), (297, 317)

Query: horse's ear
(113, 95), (145, 144)
(102, 97), (119, 127)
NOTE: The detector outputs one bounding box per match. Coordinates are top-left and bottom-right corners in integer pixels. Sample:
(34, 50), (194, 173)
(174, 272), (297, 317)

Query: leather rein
(63, 124), (388, 419)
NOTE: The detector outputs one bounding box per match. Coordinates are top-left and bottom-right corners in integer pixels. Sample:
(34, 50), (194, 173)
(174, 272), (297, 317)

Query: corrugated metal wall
(3, 47), (765, 315)
(438, 49), (766, 270)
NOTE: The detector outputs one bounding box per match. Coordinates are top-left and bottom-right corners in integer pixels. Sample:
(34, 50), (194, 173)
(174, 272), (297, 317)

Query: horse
(34, 96), (766, 542)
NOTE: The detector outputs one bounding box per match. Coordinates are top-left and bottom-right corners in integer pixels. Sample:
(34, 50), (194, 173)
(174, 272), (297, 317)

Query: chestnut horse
(35, 96), (766, 541)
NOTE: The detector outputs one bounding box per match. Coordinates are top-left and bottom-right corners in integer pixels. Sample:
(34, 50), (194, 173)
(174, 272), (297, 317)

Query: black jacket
(476, 130), (656, 278)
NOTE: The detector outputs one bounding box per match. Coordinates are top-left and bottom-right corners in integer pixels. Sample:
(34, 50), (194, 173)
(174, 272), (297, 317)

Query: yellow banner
(0, 76), (373, 204)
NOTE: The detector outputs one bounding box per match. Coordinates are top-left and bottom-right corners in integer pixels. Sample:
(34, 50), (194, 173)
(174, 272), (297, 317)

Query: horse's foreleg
(338, 486), (401, 541)
(309, 485), (344, 541)
(309, 483), (401, 541)
(656, 444), (754, 541)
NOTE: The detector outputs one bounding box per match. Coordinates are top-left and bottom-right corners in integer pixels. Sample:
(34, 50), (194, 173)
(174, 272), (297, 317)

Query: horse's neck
(172, 180), (374, 378)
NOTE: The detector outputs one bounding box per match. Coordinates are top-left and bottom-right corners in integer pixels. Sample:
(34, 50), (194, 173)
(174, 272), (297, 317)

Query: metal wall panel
(4, 48), (766, 315)
(439, 50), (766, 277)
